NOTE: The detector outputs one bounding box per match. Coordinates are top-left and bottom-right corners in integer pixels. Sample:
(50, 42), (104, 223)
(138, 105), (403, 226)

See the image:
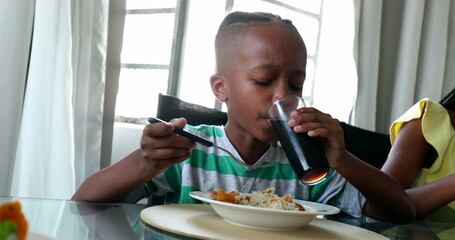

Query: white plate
(189, 191), (340, 231)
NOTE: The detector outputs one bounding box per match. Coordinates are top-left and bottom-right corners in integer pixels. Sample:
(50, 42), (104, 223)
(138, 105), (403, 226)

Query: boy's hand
(140, 118), (196, 174)
(289, 108), (415, 223)
(288, 107), (346, 169)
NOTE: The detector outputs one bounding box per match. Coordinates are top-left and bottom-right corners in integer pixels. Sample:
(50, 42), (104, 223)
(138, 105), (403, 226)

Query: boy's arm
(72, 118), (194, 203)
(71, 149), (156, 203)
(334, 152), (415, 223)
(289, 108), (415, 224)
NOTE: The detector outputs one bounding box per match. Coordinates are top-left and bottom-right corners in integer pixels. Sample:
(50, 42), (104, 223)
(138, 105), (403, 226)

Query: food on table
(0, 201), (29, 240)
(214, 187), (305, 211)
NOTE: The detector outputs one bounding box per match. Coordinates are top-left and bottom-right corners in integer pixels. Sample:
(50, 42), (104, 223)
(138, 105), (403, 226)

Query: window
(115, 0), (181, 124)
(115, 0), (323, 124)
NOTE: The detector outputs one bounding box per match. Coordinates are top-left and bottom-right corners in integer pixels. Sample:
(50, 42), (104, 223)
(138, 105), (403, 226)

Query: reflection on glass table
(326, 215), (455, 240)
(1, 196), (453, 240)
(0, 196), (147, 240)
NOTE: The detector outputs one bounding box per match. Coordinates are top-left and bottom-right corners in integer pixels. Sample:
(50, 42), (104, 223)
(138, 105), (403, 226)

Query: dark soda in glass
(271, 119), (330, 185)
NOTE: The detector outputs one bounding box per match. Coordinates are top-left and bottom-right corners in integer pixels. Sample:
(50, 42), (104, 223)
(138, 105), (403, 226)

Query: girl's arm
(382, 118), (455, 219)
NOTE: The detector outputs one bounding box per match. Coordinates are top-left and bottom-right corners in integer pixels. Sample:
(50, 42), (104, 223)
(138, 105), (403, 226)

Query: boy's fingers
(143, 122), (174, 137)
(169, 117), (188, 128)
(143, 117), (188, 137)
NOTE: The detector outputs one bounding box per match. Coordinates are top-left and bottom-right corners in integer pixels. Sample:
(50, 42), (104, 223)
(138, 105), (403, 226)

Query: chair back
(340, 122), (391, 169)
(157, 93), (227, 125)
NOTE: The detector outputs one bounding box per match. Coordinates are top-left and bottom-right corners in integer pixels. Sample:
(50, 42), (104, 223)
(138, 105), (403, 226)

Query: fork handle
(148, 117), (214, 147)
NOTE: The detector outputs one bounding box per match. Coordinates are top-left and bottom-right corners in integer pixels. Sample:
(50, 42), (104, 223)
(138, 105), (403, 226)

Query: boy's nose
(272, 85), (291, 103)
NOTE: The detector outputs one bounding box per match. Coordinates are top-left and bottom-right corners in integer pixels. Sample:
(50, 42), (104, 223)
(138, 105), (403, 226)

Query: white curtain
(353, 0), (455, 133)
(0, 0), (110, 199)
(0, 0), (34, 197)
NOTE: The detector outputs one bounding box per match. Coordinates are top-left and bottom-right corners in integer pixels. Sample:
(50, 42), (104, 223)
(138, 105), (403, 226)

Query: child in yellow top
(382, 88), (455, 221)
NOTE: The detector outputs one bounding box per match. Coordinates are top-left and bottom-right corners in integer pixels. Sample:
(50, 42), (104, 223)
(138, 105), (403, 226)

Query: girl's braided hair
(440, 88), (455, 111)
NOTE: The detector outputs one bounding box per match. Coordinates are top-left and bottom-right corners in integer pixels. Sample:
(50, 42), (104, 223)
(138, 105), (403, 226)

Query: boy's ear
(210, 74), (228, 102)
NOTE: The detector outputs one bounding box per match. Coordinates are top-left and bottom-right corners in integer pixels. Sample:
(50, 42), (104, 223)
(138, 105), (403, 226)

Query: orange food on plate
(214, 188), (305, 211)
(0, 200), (29, 240)
(215, 189), (240, 204)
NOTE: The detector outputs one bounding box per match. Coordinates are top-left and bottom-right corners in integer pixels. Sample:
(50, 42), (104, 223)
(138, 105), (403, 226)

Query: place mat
(140, 204), (387, 240)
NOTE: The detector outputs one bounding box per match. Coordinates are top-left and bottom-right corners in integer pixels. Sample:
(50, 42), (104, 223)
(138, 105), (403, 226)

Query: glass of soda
(268, 95), (330, 185)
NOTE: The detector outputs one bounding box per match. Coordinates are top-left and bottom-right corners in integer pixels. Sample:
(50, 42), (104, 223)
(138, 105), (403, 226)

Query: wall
(111, 122), (144, 164)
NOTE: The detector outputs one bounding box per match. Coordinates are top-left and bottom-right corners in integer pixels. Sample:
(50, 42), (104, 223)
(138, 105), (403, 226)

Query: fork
(147, 117), (273, 169)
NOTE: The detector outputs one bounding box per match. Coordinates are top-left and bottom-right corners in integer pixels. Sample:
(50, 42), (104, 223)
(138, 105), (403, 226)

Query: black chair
(156, 93), (228, 126)
(340, 122), (391, 169)
(156, 94), (391, 169)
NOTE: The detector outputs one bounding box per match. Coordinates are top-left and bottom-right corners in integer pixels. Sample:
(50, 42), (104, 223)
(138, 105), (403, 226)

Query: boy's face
(221, 23), (307, 144)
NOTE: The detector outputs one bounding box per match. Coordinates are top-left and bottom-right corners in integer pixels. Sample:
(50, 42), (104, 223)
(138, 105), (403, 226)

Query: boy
(72, 11), (415, 223)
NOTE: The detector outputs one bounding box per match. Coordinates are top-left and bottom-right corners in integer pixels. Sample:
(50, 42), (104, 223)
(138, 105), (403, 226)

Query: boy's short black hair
(216, 11), (299, 44)
(218, 11), (294, 28)
(214, 11), (303, 73)
(440, 88), (455, 111)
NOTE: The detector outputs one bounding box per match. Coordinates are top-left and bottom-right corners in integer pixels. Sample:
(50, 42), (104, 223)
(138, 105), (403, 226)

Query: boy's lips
(264, 118), (273, 129)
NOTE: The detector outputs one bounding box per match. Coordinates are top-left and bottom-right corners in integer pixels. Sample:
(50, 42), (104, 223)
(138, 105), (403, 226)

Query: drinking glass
(268, 95), (330, 185)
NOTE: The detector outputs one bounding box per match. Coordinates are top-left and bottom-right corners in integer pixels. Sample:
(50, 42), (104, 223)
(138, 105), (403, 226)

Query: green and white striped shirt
(145, 125), (366, 217)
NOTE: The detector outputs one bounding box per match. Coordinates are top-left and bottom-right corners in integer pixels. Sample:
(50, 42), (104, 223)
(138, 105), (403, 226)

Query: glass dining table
(0, 196), (453, 240)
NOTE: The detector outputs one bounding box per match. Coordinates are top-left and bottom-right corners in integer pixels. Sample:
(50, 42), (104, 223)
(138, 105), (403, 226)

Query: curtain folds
(0, 0), (35, 197)
(354, 0), (455, 133)
(1, 0), (110, 199)
(12, 0), (76, 199)
(71, 0), (110, 191)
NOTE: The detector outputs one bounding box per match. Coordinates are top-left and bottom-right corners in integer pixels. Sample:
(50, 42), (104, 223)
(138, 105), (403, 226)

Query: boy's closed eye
(249, 66), (277, 83)
(289, 83), (303, 91)
(252, 78), (303, 91)
(249, 68), (304, 91)
(253, 79), (273, 86)
(289, 73), (305, 91)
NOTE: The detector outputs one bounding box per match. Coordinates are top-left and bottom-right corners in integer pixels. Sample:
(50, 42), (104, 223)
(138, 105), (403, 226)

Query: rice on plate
(215, 187), (305, 211)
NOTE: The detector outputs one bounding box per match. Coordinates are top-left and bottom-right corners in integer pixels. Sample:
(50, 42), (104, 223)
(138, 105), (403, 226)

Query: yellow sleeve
(421, 100), (454, 182)
(389, 99), (428, 145)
